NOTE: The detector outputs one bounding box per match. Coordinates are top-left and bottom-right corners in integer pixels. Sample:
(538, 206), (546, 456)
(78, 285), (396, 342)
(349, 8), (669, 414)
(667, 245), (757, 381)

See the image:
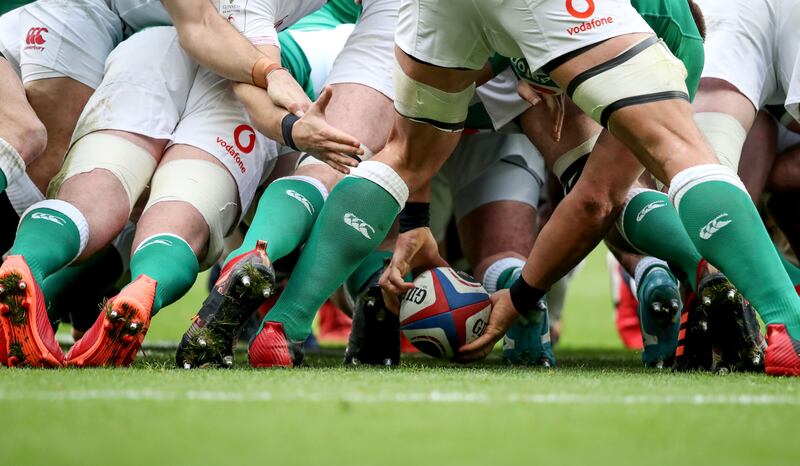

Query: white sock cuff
(5, 173), (44, 216)
(668, 164), (747, 210)
(20, 199), (90, 259)
(634, 256), (670, 290)
(349, 161), (409, 208)
(0, 137), (26, 185)
(280, 175), (329, 200)
(482, 257), (525, 293)
(133, 233), (192, 255)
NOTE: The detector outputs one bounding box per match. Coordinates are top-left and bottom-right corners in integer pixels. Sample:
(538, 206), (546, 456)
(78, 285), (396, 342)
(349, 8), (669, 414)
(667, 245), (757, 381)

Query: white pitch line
(0, 390), (798, 405)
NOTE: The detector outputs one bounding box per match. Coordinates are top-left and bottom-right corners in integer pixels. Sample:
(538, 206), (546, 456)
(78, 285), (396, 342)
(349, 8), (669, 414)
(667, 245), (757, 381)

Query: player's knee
(571, 184), (623, 223)
(3, 115), (47, 162)
(144, 159), (239, 269)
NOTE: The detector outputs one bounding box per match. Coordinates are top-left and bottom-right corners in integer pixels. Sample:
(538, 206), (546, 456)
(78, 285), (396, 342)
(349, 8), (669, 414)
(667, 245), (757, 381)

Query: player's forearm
(233, 82), (288, 143)
(163, 0), (266, 84)
(520, 192), (616, 290)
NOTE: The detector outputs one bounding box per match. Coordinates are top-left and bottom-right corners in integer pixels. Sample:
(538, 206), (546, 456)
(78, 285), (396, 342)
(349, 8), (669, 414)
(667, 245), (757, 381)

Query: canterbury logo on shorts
(700, 214), (732, 240)
(343, 213), (375, 240)
(31, 212), (65, 226)
(25, 27), (48, 47)
(636, 201), (667, 222)
(286, 190), (314, 215)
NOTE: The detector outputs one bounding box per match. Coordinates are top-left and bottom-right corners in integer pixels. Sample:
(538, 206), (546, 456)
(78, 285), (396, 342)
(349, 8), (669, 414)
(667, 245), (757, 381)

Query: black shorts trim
(566, 36), (659, 99)
(541, 40), (605, 74)
(407, 54), (473, 71)
(396, 110), (465, 132)
(600, 91), (689, 128)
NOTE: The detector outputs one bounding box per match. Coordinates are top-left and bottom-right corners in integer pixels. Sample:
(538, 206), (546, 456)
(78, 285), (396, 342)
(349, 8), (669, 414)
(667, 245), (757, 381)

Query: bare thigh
(24, 77), (94, 192)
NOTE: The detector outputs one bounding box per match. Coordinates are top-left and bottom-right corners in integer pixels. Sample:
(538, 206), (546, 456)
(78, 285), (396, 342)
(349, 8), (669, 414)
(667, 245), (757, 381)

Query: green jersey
(632, 0), (704, 99)
(1, 0), (33, 16)
(279, 0), (361, 99)
(509, 0), (704, 101)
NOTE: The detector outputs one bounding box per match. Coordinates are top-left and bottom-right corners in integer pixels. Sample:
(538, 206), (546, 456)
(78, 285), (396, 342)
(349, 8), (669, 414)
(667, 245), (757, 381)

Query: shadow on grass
(133, 346), (645, 373)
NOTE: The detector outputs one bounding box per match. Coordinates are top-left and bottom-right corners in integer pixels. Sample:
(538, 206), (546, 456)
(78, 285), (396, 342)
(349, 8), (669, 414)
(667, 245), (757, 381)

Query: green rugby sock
(671, 165), (800, 337)
(265, 164), (406, 341)
(10, 200), (86, 284)
(777, 250), (800, 288)
(129, 234), (199, 315)
(621, 189), (703, 289)
(225, 177), (326, 265)
(0, 169), (6, 193)
(345, 250), (394, 298)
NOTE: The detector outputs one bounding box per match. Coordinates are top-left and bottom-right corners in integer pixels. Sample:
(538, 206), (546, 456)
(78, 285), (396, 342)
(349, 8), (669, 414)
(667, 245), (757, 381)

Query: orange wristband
(251, 57), (285, 90)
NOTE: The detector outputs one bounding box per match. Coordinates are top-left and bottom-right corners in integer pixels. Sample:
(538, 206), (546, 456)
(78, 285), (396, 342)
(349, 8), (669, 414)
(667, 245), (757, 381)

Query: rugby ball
(399, 267), (491, 358)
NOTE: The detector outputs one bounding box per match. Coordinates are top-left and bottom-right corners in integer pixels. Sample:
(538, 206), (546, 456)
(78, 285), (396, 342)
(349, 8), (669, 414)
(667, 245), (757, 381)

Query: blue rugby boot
(502, 297), (555, 367)
(636, 260), (682, 368)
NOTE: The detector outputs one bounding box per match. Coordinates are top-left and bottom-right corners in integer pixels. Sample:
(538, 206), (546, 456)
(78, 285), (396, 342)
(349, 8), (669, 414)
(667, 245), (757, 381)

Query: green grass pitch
(1, 248), (799, 466)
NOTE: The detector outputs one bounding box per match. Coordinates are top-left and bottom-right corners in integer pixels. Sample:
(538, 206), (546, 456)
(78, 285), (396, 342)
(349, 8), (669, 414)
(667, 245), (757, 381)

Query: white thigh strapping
(48, 132), (158, 210)
(325, 0), (398, 98)
(71, 26), (198, 143)
(143, 159), (239, 269)
(170, 67), (278, 217)
(18, 0), (123, 88)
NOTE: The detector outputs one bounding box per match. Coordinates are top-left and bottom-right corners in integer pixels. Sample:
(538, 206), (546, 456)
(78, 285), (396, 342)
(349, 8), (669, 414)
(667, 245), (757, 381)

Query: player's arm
(232, 44), (363, 171)
(379, 182), (448, 312)
(161, 0), (310, 115)
(234, 83), (364, 172)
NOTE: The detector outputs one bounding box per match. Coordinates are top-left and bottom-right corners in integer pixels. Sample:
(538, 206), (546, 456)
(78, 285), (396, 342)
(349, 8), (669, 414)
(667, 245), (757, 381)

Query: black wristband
(509, 276), (547, 318)
(399, 202), (430, 233)
(281, 113), (301, 151)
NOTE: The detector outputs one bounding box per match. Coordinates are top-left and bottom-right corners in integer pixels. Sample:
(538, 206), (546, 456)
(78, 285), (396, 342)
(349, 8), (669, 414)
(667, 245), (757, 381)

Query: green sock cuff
(346, 250), (394, 297)
(0, 168), (6, 193)
(130, 234), (199, 313)
(11, 205), (83, 283)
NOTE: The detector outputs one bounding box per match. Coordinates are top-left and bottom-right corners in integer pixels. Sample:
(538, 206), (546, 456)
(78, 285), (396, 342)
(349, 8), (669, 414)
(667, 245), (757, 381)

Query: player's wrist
(508, 276), (546, 320)
(251, 57), (285, 89)
(399, 202), (430, 233)
(281, 113), (301, 150)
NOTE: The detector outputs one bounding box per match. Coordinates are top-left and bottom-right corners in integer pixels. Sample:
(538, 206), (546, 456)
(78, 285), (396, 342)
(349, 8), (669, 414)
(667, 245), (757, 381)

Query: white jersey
(111, 0), (325, 44)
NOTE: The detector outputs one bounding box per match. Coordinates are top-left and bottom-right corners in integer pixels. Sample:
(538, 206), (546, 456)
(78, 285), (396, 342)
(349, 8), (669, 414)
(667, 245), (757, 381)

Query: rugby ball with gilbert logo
(399, 267), (491, 359)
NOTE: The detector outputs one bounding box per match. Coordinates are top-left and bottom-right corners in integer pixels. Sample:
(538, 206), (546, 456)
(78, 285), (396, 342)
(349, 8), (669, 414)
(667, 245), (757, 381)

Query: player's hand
(455, 289), (519, 362)
(292, 86), (364, 174)
(379, 227), (447, 314)
(517, 80), (542, 106)
(267, 68), (313, 117)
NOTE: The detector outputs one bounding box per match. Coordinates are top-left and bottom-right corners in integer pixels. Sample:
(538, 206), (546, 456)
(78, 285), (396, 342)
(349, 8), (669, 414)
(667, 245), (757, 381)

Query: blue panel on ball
(400, 312), (459, 350)
(433, 268), (488, 309)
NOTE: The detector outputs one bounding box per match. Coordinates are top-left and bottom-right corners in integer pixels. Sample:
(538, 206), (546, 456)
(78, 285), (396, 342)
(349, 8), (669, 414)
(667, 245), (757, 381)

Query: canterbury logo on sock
(700, 213), (732, 240)
(31, 212), (66, 226)
(636, 201), (667, 222)
(343, 213), (375, 239)
(286, 189), (314, 215)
